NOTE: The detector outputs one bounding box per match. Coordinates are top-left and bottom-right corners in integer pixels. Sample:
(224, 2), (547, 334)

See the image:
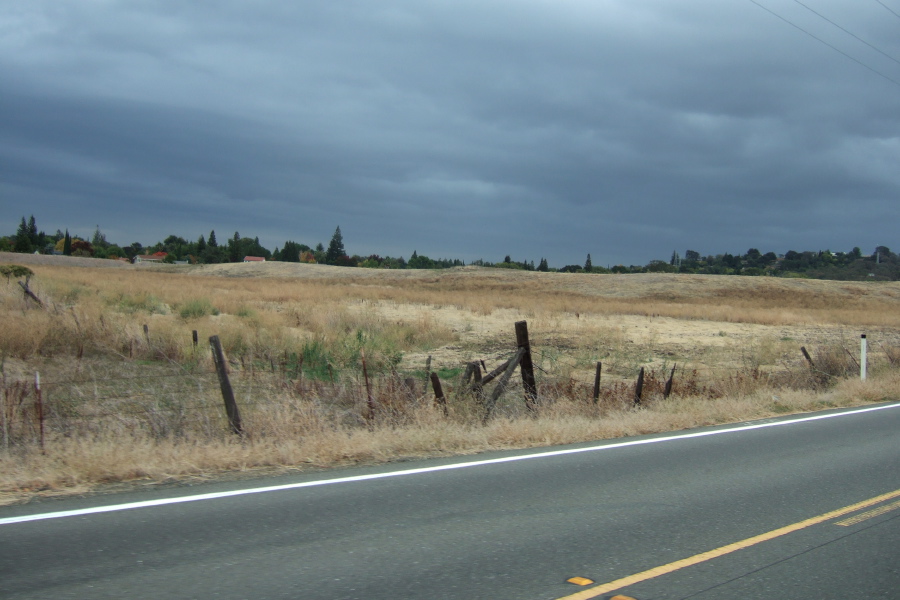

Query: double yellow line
(558, 488), (900, 600)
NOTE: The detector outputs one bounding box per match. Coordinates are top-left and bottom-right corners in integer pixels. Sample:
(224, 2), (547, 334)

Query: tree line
(2, 216), (897, 280)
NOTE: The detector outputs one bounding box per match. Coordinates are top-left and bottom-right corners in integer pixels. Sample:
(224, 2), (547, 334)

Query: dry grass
(2, 252), (900, 505)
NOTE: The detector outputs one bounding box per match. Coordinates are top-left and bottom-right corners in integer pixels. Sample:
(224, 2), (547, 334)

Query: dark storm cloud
(2, 1), (899, 265)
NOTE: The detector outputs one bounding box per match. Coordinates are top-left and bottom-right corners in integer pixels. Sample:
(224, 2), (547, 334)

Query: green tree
(537, 258), (549, 272)
(208, 230), (218, 247)
(408, 252), (435, 269)
(584, 254), (593, 272)
(280, 240), (309, 262)
(325, 227), (346, 265)
(227, 231), (242, 262)
(27, 216), (38, 247)
(91, 225), (108, 249)
(13, 217), (32, 253)
(63, 230), (72, 256)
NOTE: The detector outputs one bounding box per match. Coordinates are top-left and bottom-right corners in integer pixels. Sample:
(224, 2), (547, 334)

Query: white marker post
(860, 334), (867, 381)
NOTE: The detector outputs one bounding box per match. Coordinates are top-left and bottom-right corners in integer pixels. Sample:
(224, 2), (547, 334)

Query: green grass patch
(113, 293), (167, 315)
(178, 298), (219, 319)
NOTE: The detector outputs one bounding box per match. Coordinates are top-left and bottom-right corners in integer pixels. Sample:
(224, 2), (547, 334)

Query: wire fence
(1, 322), (890, 450)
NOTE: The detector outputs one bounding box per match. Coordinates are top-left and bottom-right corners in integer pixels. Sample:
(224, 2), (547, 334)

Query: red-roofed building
(243, 256), (266, 262)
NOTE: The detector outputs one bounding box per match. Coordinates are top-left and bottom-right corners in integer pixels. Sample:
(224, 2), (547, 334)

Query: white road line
(2, 403), (898, 526)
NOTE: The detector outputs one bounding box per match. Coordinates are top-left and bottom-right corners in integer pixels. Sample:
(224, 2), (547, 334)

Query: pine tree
(584, 254), (592, 272)
(27, 216), (38, 245)
(91, 225), (108, 248)
(63, 230), (72, 256)
(208, 230), (218, 247)
(537, 258), (549, 272)
(325, 227), (345, 264)
(14, 217), (32, 253)
(228, 231), (242, 262)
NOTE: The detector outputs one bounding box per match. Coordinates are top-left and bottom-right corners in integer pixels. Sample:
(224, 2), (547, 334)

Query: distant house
(243, 256), (266, 263)
(134, 252), (167, 264)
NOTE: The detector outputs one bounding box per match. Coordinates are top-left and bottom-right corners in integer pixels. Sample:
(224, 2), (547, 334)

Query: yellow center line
(556, 488), (900, 600)
(835, 499), (900, 526)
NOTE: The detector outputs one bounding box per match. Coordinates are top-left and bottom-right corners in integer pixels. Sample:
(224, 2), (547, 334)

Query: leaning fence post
(483, 347), (526, 423)
(860, 334), (867, 380)
(209, 335), (242, 435)
(592, 362), (602, 403)
(800, 346), (815, 369)
(664, 364), (677, 399)
(515, 321), (538, 413)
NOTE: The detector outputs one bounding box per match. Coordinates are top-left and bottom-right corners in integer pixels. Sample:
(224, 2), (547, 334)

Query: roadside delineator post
(860, 334), (867, 380)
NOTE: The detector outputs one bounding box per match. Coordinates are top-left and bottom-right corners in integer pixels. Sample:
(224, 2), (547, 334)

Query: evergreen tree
(208, 230), (218, 247)
(14, 217), (32, 253)
(63, 230), (72, 256)
(197, 235), (207, 253)
(281, 241), (304, 262)
(91, 225), (108, 248)
(27, 216), (38, 246)
(325, 227), (346, 264)
(228, 231), (242, 262)
(584, 254), (592, 272)
(537, 258), (549, 272)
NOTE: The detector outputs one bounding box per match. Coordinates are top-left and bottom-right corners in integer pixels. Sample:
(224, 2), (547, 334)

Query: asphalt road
(2, 403), (899, 600)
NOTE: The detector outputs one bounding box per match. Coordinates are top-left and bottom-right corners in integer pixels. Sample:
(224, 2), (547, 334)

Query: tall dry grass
(2, 261), (900, 503)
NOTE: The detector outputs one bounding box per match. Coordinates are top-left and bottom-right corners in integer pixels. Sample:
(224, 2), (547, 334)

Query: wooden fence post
(483, 347), (526, 424)
(800, 346), (815, 369)
(209, 335), (242, 435)
(472, 362), (485, 405)
(664, 364), (676, 399)
(430, 373), (448, 416)
(17, 280), (43, 308)
(515, 321), (538, 413)
(634, 367), (645, 406)
(361, 350), (375, 423)
(592, 362), (602, 403)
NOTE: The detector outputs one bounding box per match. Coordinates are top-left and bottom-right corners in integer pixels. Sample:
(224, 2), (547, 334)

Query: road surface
(2, 403), (898, 599)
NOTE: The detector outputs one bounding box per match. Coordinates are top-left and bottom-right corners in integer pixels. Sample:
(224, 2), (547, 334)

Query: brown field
(2, 251), (900, 505)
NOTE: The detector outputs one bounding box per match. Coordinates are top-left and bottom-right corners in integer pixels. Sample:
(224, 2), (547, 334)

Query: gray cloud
(2, 0), (899, 265)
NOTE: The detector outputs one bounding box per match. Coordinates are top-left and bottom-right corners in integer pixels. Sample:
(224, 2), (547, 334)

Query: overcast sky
(2, 1), (899, 267)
